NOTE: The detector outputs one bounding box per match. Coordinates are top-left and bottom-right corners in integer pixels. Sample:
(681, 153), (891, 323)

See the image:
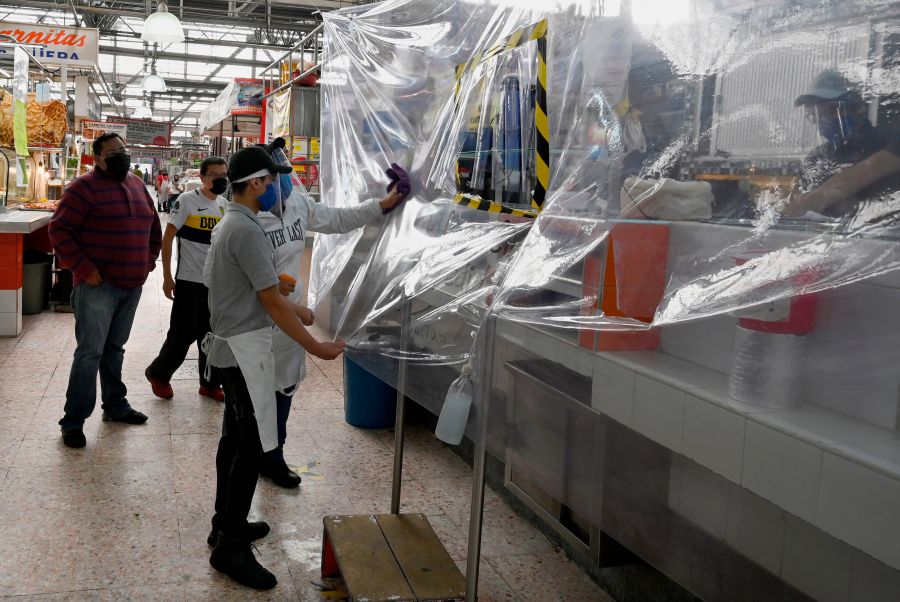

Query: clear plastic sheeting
(310, 1), (900, 598)
(311, 0), (900, 359)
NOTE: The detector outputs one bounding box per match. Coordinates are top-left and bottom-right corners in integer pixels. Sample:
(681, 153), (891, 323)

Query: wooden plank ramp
(378, 513), (465, 601)
(322, 514), (465, 602)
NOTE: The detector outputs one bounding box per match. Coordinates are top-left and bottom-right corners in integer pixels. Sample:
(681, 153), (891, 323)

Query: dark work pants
(262, 387), (295, 466)
(213, 367), (264, 538)
(147, 279), (221, 389)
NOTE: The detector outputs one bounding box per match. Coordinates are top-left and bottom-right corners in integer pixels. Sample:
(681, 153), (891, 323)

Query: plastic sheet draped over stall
(311, 2), (900, 597)
(311, 1), (900, 359)
(311, 0), (900, 362)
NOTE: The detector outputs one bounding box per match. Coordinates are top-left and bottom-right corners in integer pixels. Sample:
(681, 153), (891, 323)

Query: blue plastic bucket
(343, 356), (396, 428)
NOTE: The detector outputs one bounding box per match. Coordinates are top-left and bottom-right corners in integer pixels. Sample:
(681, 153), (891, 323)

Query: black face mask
(210, 177), (228, 195)
(104, 153), (132, 180)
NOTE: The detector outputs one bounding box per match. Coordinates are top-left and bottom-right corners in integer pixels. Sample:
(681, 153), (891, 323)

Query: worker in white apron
(201, 146), (345, 591)
(255, 138), (408, 488)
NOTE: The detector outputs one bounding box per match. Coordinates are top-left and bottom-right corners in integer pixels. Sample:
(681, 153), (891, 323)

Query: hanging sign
(0, 21), (99, 67)
(13, 46), (28, 187)
(106, 117), (172, 146)
(130, 146), (179, 159)
(233, 78), (265, 116)
(270, 90), (291, 137)
(13, 47), (28, 158)
(81, 120), (127, 141)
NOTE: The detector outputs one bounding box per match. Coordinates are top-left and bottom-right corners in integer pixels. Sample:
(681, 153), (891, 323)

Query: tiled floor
(0, 222), (611, 600)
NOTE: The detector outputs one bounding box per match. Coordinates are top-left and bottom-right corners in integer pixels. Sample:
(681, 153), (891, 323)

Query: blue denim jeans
(59, 282), (142, 431)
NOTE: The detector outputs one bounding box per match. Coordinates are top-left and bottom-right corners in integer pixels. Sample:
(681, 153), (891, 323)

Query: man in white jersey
(146, 157), (230, 401)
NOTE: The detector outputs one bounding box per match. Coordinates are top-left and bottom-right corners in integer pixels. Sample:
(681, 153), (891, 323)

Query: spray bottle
(435, 362), (475, 445)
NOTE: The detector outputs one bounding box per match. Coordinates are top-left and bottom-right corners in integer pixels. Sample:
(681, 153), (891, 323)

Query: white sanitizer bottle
(435, 363), (474, 445)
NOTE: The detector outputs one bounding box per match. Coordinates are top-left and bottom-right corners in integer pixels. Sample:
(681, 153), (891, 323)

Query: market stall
(0, 19), (128, 334)
(199, 77), (266, 156)
(261, 26), (323, 198)
(0, 31), (81, 335)
(309, 1), (900, 600)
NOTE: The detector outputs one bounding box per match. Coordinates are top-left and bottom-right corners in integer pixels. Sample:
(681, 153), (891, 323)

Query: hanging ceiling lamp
(133, 103), (154, 119)
(141, 2), (185, 44)
(141, 72), (167, 93)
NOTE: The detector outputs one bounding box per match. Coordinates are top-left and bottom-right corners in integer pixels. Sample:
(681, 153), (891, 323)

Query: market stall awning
(199, 77), (265, 138)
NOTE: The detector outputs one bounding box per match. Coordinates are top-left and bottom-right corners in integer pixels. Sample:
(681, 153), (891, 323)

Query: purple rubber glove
(384, 163), (411, 214)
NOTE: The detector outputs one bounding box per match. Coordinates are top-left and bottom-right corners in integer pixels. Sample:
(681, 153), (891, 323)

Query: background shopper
(145, 157), (229, 402)
(48, 132), (162, 448)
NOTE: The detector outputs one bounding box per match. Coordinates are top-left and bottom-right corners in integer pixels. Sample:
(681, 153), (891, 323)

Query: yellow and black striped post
(453, 20), (550, 214)
(452, 192), (538, 219)
(532, 33), (549, 211)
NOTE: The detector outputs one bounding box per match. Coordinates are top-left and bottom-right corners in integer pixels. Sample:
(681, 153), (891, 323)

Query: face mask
(258, 182), (278, 212)
(815, 104), (858, 147)
(104, 153), (132, 179)
(210, 177), (228, 195)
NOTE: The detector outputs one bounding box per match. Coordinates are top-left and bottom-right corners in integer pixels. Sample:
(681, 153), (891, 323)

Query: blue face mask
(258, 182), (278, 212)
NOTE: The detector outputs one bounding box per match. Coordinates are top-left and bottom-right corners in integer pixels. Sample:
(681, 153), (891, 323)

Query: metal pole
(390, 298), (412, 514)
(465, 313), (497, 601)
(259, 24), (324, 80)
(261, 64), (319, 100)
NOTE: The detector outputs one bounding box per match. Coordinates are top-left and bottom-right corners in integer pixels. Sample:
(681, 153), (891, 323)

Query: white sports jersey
(169, 189), (227, 284)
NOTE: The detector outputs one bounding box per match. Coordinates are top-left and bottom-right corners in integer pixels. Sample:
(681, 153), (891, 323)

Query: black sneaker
(61, 429), (86, 449)
(101, 409), (148, 425)
(260, 460), (302, 489)
(209, 535), (277, 590)
(207, 520), (271, 547)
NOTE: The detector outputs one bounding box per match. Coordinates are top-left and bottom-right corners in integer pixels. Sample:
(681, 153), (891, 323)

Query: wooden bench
(321, 513), (465, 602)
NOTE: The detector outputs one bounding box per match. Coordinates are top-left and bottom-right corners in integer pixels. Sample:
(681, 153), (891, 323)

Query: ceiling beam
(169, 44), (243, 123)
(99, 44), (274, 68)
(99, 29), (305, 52)
(4, 0), (321, 32)
(120, 91), (218, 99)
(109, 74), (228, 91)
(237, 0), (266, 16)
(270, 0), (362, 9)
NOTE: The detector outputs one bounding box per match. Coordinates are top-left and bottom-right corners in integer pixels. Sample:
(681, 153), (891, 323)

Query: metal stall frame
(259, 25), (323, 198)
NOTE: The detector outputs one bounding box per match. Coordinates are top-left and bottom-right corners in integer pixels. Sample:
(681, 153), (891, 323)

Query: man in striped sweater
(48, 132), (163, 448)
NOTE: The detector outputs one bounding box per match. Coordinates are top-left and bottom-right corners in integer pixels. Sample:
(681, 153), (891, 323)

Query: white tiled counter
(343, 217), (900, 599)
(497, 277), (900, 600)
(0, 209), (52, 234)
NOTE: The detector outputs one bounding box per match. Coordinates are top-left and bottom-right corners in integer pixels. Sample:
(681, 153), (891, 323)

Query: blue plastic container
(343, 356), (397, 428)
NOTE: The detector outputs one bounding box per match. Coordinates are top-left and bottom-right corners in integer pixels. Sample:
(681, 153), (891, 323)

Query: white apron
(203, 327), (279, 453)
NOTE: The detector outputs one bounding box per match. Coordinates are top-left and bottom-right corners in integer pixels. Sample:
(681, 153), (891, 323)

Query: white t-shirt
(169, 189), (227, 284)
(257, 187), (382, 391)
